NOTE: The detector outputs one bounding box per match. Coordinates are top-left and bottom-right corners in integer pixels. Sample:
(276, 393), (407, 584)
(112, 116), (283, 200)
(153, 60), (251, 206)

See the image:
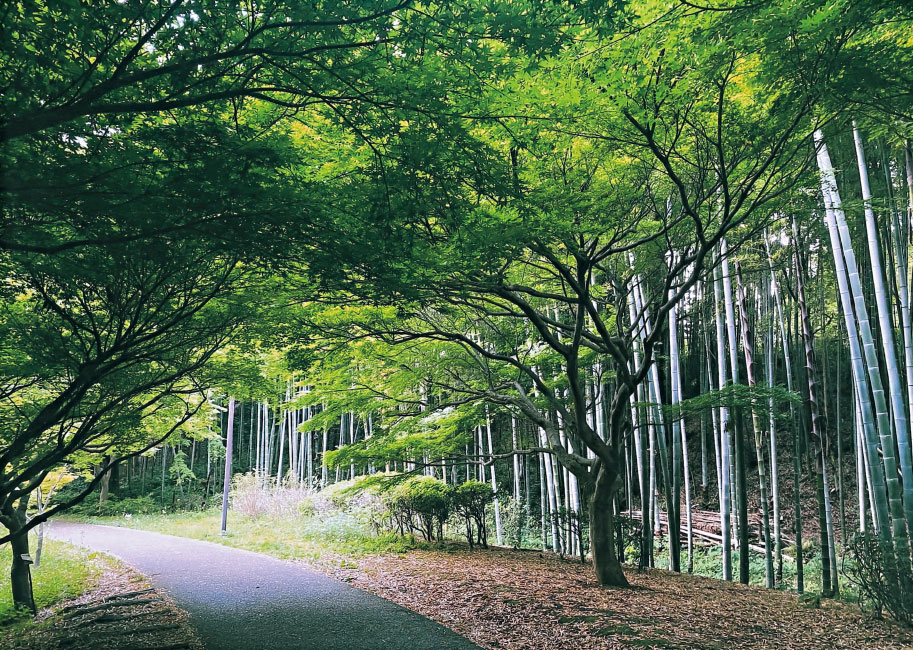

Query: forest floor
(322, 546), (913, 650)
(0, 547), (202, 650)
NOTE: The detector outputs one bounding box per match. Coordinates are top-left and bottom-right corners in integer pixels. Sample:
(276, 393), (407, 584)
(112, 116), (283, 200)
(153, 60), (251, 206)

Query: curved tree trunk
(588, 464), (629, 587)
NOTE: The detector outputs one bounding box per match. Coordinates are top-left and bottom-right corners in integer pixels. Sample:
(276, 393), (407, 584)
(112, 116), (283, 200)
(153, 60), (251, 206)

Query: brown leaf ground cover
(322, 547), (913, 650)
(1, 564), (202, 650)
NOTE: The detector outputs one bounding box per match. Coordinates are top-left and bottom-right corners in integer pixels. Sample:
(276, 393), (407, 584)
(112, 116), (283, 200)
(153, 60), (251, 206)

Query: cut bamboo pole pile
(626, 509), (794, 559)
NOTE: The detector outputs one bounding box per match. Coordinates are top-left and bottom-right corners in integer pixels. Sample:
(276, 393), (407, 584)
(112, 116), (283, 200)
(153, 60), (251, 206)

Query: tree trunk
(485, 408), (503, 545)
(10, 532), (34, 614)
(721, 240), (750, 585)
(765, 233), (800, 588)
(669, 291), (693, 573)
(588, 465), (629, 587)
(110, 460), (120, 498)
(736, 262), (774, 587)
(713, 262), (733, 581)
(5, 500), (36, 615)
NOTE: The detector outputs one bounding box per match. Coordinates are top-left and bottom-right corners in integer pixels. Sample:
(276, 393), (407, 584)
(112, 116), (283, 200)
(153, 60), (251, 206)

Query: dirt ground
(323, 546), (913, 650)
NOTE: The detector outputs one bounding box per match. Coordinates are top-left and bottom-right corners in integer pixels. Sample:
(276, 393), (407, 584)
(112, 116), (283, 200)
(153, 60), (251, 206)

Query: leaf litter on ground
(313, 546), (913, 650)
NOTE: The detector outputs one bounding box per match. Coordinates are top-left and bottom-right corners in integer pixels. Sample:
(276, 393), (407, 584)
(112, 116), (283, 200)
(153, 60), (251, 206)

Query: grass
(642, 541), (866, 605)
(83, 478), (864, 611)
(84, 507), (433, 565)
(0, 534), (108, 626)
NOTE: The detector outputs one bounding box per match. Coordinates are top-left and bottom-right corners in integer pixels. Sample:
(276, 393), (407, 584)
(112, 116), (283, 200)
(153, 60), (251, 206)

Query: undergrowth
(85, 503), (434, 564)
(0, 536), (106, 626)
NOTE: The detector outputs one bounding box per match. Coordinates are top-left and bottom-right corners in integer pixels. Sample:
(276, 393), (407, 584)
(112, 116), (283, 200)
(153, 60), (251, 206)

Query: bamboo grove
(2, 0), (913, 618)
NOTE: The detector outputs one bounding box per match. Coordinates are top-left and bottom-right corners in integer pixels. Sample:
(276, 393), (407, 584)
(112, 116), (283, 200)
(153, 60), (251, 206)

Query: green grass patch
(0, 535), (106, 626)
(648, 542), (861, 602)
(84, 507), (434, 563)
(596, 624), (636, 636)
(622, 639), (673, 648)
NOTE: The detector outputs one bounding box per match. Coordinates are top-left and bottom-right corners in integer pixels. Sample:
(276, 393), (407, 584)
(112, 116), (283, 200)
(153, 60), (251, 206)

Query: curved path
(49, 522), (479, 650)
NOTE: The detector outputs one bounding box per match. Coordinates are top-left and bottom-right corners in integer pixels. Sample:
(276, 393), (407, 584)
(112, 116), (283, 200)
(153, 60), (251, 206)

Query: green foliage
(616, 515), (643, 566)
(452, 481), (495, 549)
(206, 438), (226, 463)
(337, 475), (496, 548)
(671, 384), (801, 421)
(67, 492), (159, 518)
(387, 476), (453, 542)
(843, 532), (913, 625)
(3, 0), (913, 610)
(168, 452), (196, 488)
(502, 498), (533, 550)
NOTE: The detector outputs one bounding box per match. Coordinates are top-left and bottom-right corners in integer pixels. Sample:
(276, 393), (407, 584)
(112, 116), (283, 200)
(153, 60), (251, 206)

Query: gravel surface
(48, 522), (479, 650)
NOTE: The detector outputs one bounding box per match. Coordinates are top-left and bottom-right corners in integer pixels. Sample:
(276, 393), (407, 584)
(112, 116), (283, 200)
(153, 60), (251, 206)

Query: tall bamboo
(721, 240), (750, 584)
(713, 262), (733, 581)
(669, 284), (694, 572)
(853, 123), (913, 538)
(793, 222), (833, 597)
(816, 130), (906, 583)
(736, 262), (774, 587)
(765, 284), (783, 583)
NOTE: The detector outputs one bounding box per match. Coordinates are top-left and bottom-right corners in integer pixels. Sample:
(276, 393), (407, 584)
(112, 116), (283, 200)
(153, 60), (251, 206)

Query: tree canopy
(2, 0), (913, 617)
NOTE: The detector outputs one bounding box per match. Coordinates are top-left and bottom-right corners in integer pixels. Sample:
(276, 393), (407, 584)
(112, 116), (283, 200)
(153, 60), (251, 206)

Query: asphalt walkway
(49, 522), (480, 650)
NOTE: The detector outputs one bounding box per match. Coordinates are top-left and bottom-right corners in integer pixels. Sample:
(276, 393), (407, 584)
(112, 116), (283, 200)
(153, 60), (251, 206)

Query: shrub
(388, 477), (451, 542)
(343, 484), (388, 535)
(113, 496), (157, 515)
(452, 481), (494, 549)
(843, 532), (913, 625)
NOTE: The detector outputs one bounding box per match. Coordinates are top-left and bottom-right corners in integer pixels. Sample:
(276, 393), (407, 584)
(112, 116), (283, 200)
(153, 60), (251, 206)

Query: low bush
(843, 532), (913, 625)
(451, 480), (494, 549)
(387, 477), (452, 542)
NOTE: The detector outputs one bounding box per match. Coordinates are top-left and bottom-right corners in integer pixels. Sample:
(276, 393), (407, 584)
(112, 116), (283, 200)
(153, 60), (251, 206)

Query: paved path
(49, 522), (479, 650)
